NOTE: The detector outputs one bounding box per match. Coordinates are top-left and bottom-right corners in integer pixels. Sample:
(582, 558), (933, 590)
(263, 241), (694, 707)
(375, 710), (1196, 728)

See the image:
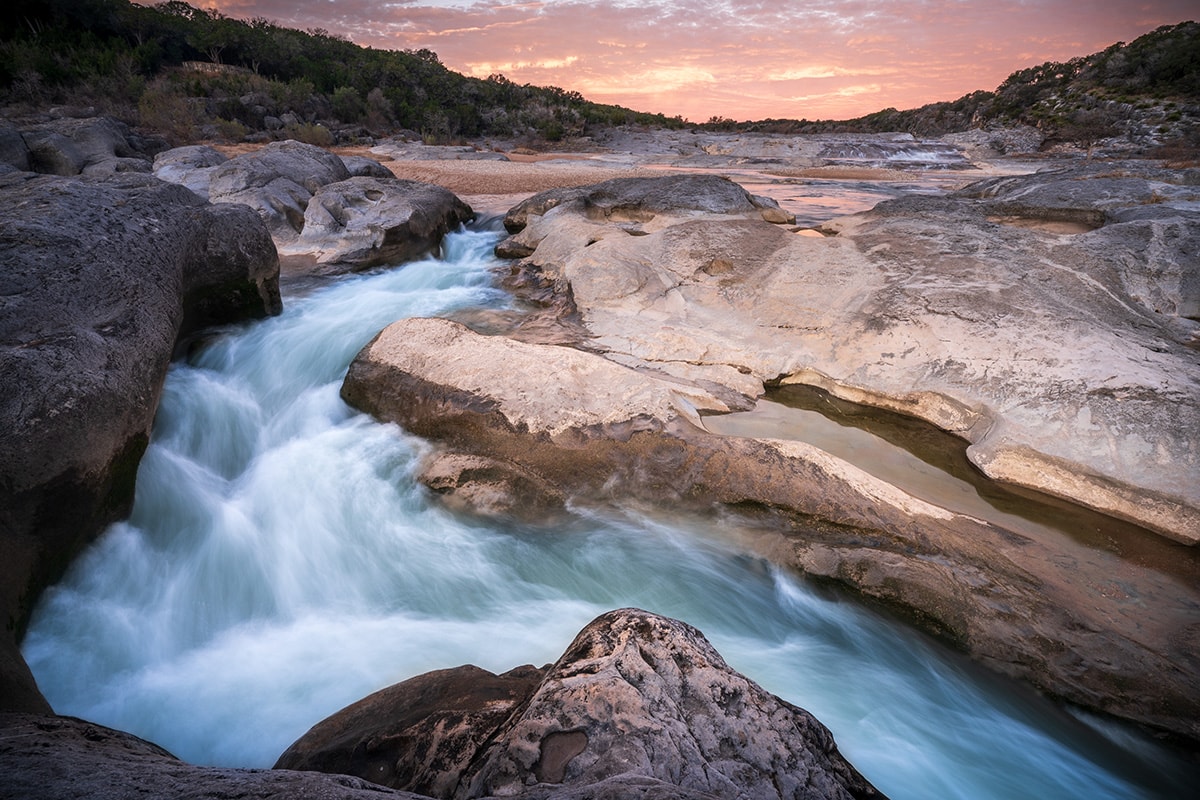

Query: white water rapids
(22, 223), (1195, 799)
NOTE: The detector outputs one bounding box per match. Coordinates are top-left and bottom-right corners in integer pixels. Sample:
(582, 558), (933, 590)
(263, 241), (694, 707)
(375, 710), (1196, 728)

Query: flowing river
(21, 217), (1196, 799)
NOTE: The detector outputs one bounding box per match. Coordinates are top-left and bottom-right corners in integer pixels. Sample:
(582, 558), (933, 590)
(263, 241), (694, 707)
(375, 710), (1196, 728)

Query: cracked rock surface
(277, 609), (884, 800)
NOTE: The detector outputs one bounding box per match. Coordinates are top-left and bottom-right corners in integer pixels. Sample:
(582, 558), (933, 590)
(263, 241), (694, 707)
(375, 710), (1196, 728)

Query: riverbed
(22, 175), (1198, 799)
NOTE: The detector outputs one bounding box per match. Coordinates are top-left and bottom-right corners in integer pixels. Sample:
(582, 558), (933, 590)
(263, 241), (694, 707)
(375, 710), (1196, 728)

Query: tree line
(2, 2), (1195, 151)
(0, 0), (686, 143)
(706, 21), (1198, 153)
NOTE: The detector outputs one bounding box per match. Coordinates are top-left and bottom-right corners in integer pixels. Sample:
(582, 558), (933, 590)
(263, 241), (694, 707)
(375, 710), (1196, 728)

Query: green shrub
(283, 121), (333, 146)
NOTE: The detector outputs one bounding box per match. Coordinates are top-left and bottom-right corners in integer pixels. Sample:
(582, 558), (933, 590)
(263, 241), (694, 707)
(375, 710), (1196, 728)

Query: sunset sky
(202, 1), (1195, 122)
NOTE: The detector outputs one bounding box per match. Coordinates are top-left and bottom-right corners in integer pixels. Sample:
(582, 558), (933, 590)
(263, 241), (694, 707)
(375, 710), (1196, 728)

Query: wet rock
(0, 713), (428, 800)
(417, 452), (567, 521)
(276, 664), (548, 797)
(277, 176), (474, 271)
(0, 171), (281, 712)
(278, 609), (884, 800)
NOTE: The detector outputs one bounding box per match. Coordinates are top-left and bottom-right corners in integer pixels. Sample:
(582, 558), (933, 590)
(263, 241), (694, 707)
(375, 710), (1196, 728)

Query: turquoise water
(23, 225), (1195, 798)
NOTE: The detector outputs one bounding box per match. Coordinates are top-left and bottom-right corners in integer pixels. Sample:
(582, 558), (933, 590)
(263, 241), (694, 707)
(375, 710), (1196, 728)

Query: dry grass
(209, 143), (653, 195)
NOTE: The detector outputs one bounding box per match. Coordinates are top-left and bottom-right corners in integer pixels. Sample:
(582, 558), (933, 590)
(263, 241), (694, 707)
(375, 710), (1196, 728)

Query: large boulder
(12, 116), (160, 176)
(278, 609), (883, 800)
(494, 171), (1200, 544)
(157, 141), (475, 273)
(0, 713), (428, 800)
(152, 143), (229, 200)
(502, 173), (794, 234)
(340, 317), (1200, 742)
(277, 176), (474, 270)
(0, 171), (281, 712)
(207, 139), (352, 242)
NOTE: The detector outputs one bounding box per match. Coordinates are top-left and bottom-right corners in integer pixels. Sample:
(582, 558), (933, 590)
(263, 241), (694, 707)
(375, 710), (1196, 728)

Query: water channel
(22, 181), (1198, 799)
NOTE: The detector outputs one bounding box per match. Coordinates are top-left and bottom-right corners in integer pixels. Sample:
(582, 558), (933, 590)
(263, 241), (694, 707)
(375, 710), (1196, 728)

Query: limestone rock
(160, 141), (474, 272)
(13, 116), (159, 176)
(0, 713), (429, 800)
(501, 174), (794, 235)
(0, 171), (281, 712)
(339, 317), (1200, 742)
(277, 609), (883, 800)
(153, 144), (229, 200)
(497, 170), (1199, 543)
(277, 176), (474, 270)
(207, 139), (351, 242)
(417, 452), (567, 521)
(276, 664), (547, 797)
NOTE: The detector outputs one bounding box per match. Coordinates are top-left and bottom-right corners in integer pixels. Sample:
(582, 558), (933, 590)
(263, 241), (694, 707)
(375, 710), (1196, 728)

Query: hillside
(720, 21), (1199, 156)
(1, 1), (1196, 156)
(0, 0), (684, 144)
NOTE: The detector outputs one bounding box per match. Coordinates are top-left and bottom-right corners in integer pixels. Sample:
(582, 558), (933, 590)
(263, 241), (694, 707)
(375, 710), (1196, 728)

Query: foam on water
(23, 224), (1194, 798)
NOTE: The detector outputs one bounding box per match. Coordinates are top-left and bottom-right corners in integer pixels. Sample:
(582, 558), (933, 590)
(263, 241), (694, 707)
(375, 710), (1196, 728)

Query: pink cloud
(203, 0), (1197, 121)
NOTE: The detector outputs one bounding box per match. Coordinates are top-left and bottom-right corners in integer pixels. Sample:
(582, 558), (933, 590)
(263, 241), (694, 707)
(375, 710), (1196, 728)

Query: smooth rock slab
(497, 171), (1200, 543)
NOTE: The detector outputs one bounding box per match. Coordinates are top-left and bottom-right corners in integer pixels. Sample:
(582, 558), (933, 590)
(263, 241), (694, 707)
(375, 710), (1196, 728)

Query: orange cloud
(202, 0), (1197, 121)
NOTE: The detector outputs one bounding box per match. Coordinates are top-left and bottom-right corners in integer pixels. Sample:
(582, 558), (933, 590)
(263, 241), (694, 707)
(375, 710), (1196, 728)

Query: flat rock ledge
(495, 171), (1199, 543)
(277, 608), (883, 800)
(341, 318), (1200, 742)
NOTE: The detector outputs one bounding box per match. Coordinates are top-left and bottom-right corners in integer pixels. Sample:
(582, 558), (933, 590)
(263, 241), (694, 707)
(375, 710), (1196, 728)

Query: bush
(137, 81), (198, 143)
(213, 116), (248, 141)
(282, 121), (333, 146)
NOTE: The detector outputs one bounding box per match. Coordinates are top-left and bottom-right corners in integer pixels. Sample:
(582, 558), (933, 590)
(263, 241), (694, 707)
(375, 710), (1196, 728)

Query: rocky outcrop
(0, 171), (281, 712)
(276, 664), (547, 796)
(495, 171), (1200, 543)
(340, 316), (1200, 742)
(206, 139), (352, 242)
(152, 143), (229, 200)
(278, 609), (883, 800)
(1, 115), (164, 176)
(277, 176), (474, 270)
(501, 173), (795, 233)
(0, 713), (428, 800)
(340, 169), (1200, 741)
(153, 140), (474, 272)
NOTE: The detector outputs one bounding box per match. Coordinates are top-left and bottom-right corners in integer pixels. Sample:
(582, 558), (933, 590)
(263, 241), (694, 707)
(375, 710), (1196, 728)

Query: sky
(200, 1), (1196, 122)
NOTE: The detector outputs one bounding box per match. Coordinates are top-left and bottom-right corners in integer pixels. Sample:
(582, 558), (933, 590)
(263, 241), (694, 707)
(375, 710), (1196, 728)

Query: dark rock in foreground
(0, 611), (879, 800)
(0, 712), (427, 800)
(278, 609), (884, 800)
(0, 171), (281, 712)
